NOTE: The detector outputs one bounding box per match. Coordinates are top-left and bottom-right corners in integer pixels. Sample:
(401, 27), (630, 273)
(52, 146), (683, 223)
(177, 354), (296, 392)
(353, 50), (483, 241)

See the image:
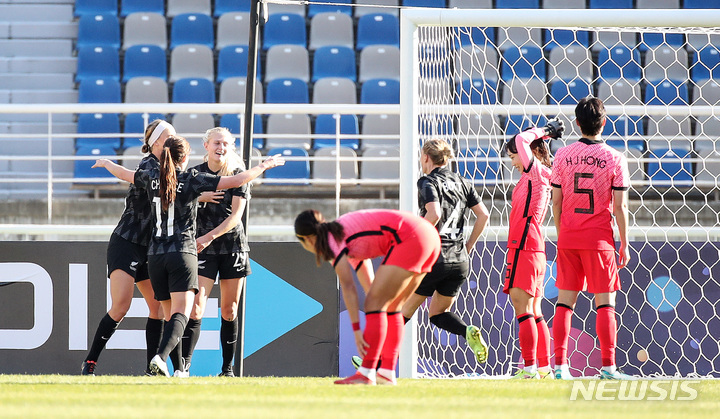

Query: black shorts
(414, 260), (469, 297)
(106, 233), (149, 282)
(198, 252), (251, 280)
(148, 252), (199, 301)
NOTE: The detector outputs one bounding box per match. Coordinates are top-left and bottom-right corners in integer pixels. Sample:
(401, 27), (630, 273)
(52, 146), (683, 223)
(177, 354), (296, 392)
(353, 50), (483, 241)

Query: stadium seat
(597, 79), (642, 106)
(592, 31), (636, 52)
(692, 80), (720, 106)
(266, 114), (312, 150)
(456, 148), (500, 185)
(356, 14), (400, 50)
(603, 115), (645, 152)
(456, 114), (501, 146)
(170, 13), (214, 50)
(166, 0), (211, 18)
(643, 46), (689, 82)
(78, 78), (122, 103)
(496, 0), (537, 7)
(214, 0), (251, 17)
(313, 114), (360, 150)
(217, 45), (262, 83)
(313, 47), (357, 82)
(76, 113), (121, 149)
(172, 78), (215, 103)
(504, 115), (548, 136)
(358, 46), (398, 83)
(123, 13), (167, 50)
(265, 78), (309, 104)
(124, 77), (169, 103)
(361, 114), (399, 148)
(360, 79), (400, 104)
(309, 12), (354, 50)
(264, 45), (309, 83)
(354, 0), (399, 17)
(75, 0), (117, 17)
(123, 45), (167, 82)
(543, 29), (590, 52)
(313, 147), (359, 180)
(263, 147), (310, 184)
(267, 1), (306, 16)
(121, 0), (164, 17)
(124, 113), (166, 134)
(691, 46), (720, 82)
(361, 147), (399, 179)
(171, 113), (215, 144)
(636, 0), (679, 8)
(542, 0), (584, 8)
(639, 33), (685, 52)
(120, 146), (145, 170)
(402, 0), (447, 7)
(312, 78), (357, 104)
(76, 14), (120, 49)
(549, 79), (593, 105)
(263, 13), (307, 50)
(452, 27), (495, 49)
(625, 148), (646, 183)
(647, 116), (692, 149)
(74, 145), (118, 182)
(644, 79), (689, 106)
(169, 45), (214, 83)
(496, 27), (542, 51)
(216, 12), (250, 50)
(684, 0), (720, 8)
(308, 0), (352, 17)
(695, 148), (720, 188)
(219, 114), (264, 150)
(646, 147), (693, 187)
(501, 78), (548, 105)
(419, 118), (453, 138)
(501, 46), (546, 82)
(548, 46), (593, 82)
(75, 46), (119, 83)
(597, 46), (642, 81)
(455, 79), (498, 105)
(219, 77), (263, 104)
(589, 0), (632, 8)
(453, 45), (499, 82)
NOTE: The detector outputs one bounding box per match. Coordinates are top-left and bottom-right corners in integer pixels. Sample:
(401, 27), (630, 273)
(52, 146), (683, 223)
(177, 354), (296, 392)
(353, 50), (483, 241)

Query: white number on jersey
(438, 202), (463, 240)
(153, 197), (175, 237)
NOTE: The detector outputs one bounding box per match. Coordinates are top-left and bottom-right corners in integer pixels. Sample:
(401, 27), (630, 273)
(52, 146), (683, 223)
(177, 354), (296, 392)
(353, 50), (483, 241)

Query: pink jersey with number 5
(550, 138), (630, 250)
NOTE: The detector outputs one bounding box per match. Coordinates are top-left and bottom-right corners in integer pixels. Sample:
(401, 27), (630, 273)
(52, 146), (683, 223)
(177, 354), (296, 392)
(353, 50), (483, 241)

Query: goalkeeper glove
(543, 118), (565, 139)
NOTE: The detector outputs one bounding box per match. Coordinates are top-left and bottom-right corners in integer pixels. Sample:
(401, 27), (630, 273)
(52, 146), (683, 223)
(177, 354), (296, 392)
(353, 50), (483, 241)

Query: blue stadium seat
(263, 13), (307, 50)
(172, 78), (216, 103)
(501, 46), (546, 82)
(543, 29), (590, 51)
(457, 148), (500, 185)
(647, 147), (693, 186)
(603, 115), (646, 152)
(402, 0), (447, 7)
(308, 0), (352, 17)
(265, 78), (309, 104)
(644, 79), (689, 106)
(496, 0), (539, 8)
(549, 79), (593, 105)
(356, 14), (400, 50)
(120, 0), (164, 17)
(691, 46), (720, 82)
(75, 46), (120, 82)
(419, 117), (453, 137)
(360, 79), (400, 104)
(684, 0), (720, 7)
(313, 114), (360, 150)
(76, 14), (120, 49)
(312, 46), (356, 82)
(219, 114), (264, 150)
(124, 113), (166, 134)
(589, 0), (632, 8)
(78, 78), (122, 103)
(170, 13), (214, 50)
(597, 46), (642, 81)
(455, 79), (498, 104)
(504, 114), (548, 134)
(74, 145), (118, 182)
(263, 147), (310, 184)
(123, 45), (167, 82)
(76, 113), (122, 149)
(217, 45), (262, 83)
(639, 33), (685, 51)
(75, 0), (117, 17)
(214, 0), (252, 17)
(452, 27), (495, 49)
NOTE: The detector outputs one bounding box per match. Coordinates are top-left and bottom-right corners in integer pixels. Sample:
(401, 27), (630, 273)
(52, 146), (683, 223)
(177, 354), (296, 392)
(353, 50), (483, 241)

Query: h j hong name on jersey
(565, 155), (607, 169)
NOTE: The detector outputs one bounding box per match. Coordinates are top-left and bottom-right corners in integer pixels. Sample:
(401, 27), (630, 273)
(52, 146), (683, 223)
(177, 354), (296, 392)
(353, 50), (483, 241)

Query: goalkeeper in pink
(295, 209), (441, 385)
(550, 97), (631, 380)
(503, 120), (563, 379)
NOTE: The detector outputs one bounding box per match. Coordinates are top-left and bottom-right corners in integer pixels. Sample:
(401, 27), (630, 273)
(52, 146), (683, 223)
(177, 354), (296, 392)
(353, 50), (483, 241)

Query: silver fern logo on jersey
(569, 380), (700, 401)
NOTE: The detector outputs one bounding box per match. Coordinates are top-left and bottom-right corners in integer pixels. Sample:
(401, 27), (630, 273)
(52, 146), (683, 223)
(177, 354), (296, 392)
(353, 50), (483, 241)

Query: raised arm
(216, 154), (285, 190)
(92, 159), (136, 183)
(466, 202), (490, 253)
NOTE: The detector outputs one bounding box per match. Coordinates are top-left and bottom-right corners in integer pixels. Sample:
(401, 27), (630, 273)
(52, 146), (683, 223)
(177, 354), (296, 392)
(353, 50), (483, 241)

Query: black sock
(220, 317), (238, 369)
(158, 313), (188, 361)
(429, 312), (468, 338)
(182, 318), (203, 366)
(86, 313), (120, 362)
(145, 318), (164, 368)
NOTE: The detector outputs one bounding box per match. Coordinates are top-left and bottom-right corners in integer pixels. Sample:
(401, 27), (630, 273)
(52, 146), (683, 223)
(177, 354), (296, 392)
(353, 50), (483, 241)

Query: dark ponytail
(158, 135), (189, 212)
(295, 209), (345, 266)
(530, 139), (552, 168)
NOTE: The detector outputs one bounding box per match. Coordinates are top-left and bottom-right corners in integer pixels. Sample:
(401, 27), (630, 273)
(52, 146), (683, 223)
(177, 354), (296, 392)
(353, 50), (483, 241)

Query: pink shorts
(555, 248), (620, 293)
(503, 248), (546, 298)
(383, 217), (440, 274)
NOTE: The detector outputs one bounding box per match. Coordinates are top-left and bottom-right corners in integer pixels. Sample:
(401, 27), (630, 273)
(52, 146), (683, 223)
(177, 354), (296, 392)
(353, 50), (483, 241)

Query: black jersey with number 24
(417, 166), (481, 264)
(134, 168), (221, 256)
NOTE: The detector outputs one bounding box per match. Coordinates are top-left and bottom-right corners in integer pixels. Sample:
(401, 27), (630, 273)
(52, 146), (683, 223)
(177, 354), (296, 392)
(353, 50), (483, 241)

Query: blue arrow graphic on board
(244, 259), (323, 357)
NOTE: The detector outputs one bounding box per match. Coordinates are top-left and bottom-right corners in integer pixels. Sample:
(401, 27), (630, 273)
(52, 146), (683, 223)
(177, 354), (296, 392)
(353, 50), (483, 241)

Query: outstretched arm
(216, 154), (285, 190)
(92, 159), (136, 183)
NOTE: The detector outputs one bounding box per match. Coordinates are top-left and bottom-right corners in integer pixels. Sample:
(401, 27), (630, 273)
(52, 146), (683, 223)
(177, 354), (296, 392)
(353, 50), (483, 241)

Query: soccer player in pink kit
(503, 119), (564, 379)
(550, 97), (631, 380)
(295, 209), (441, 385)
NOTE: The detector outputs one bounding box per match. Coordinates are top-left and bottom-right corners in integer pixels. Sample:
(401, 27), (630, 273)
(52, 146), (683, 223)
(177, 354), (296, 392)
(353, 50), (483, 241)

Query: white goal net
(399, 8), (720, 378)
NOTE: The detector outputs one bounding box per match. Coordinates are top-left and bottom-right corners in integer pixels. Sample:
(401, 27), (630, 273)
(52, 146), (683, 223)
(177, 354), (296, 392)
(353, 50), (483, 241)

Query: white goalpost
(399, 8), (720, 378)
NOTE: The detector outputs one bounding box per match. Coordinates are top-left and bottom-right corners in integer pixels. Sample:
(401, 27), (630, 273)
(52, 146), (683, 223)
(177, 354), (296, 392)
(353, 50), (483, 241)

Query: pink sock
(535, 316), (551, 368)
(553, 304), (573, 366)
(596, 305), (617, 367)
(360, 312), (387, 370)
(517, 313), (537, 367)
(379, 312), (404, 371)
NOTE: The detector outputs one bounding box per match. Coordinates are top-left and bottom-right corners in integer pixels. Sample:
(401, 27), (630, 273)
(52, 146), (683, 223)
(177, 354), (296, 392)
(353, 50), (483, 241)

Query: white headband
(148, 121), (173, 147)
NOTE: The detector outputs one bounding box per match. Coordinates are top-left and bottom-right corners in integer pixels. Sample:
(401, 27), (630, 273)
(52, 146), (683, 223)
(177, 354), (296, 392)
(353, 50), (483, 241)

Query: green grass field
(1, 375), (718, 419)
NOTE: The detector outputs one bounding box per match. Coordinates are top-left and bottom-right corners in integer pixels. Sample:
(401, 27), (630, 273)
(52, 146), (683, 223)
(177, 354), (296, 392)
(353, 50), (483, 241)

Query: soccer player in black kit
(92, 135), (284, 376)
(81, 120), (175, 375)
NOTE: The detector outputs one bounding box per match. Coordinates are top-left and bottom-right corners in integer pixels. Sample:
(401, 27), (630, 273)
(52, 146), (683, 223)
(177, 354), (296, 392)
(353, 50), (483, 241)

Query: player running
(551, 97), (631, 380)
(92, 136), (284, 376)
(81, 120), (174, 376)
(503, 120), (564, 379)
(295, 209), (441, 385)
